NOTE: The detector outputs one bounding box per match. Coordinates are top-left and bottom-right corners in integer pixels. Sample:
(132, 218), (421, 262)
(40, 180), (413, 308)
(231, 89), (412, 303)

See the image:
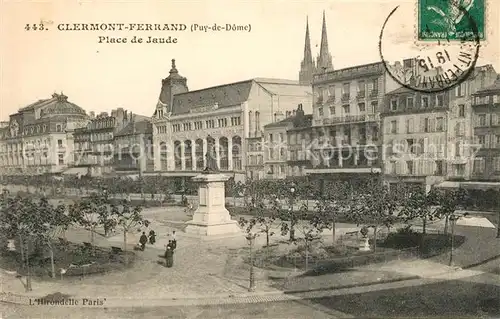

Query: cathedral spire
(316, 10), (334, 72)
(303, 16), (313, 65)
(299, 16), (316, 85)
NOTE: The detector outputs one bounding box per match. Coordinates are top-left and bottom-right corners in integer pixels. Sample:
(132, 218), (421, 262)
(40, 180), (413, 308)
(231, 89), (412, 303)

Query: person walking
(148, 230), (156, 245)
(164, 245), (174, 267)
(139, 232), (148, 251)
(171, 230), (177, 250)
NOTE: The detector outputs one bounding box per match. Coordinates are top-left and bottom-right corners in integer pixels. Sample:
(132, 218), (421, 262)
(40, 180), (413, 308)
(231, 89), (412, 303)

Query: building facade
(382, 65), (498, 188)
(471, 76), (500, 181)
(152, 59), (313, 180)
(70, 108), (136, 176)
(113, 117), (154, 174)
(262, 111), (293, 179)
(0, 93), (88, 175)
(286, 106), (314, 178)
(303, 62), (400, 180)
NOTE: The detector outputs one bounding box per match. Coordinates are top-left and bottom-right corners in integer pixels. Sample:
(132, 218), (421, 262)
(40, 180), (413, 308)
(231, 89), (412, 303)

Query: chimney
(275, 111), (285, 122)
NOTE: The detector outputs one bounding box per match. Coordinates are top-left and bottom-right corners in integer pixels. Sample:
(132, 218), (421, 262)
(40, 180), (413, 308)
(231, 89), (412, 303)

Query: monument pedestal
(359, 237), (371, 251)
(184, 173), (241, 237)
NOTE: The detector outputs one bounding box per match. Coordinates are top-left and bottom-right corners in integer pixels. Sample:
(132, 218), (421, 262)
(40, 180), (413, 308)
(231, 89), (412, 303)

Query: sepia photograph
(0, 0), (499, 318)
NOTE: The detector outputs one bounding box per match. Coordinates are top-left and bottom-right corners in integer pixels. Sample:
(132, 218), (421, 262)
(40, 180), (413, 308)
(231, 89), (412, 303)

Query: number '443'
(25, 24), (46, 31)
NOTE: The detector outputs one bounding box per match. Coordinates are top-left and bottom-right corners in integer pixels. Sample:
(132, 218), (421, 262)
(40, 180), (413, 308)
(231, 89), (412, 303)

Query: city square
(1, 0), (500, 318)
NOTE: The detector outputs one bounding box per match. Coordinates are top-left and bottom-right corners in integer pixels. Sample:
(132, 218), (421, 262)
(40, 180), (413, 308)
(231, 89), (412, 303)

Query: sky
(1, 0), (499, 120)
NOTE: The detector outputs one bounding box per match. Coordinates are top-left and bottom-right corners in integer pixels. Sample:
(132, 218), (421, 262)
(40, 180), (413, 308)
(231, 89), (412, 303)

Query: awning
(456, 216), (496, 228)
(460, 181), (500, 190)
(62, 167), (88, 176)
(435, 181), (461, 188)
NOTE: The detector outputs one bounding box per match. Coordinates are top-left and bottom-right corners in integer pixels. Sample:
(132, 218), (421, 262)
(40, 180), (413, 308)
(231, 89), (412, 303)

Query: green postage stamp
(418, 0), (485, 41)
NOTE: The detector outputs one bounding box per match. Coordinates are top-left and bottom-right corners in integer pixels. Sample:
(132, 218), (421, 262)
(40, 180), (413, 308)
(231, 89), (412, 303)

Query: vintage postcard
(0, 0), (499, 318)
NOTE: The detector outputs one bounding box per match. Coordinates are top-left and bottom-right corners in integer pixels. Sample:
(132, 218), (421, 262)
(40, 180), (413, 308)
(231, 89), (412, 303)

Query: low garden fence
(253, 246), (419, 272)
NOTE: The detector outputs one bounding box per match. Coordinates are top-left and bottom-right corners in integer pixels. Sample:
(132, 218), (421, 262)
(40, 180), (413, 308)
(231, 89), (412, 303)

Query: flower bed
(0, 242), (135, 279)
(247, 241), (418, 274)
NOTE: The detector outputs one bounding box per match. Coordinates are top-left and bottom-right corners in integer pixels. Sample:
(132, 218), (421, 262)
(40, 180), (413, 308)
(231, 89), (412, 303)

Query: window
(455, 82), (467, 97)
(173, 124), (181, 132)
(358, 102), (366, 112)
(371, 101), (378, 113)
(57, 139), (63, 147)
(435, 160), (444, 175)
(357, 81), (365, 97)
(407, 139), (416, 154)
(206, 119), (215, 128)
(58, 154), (64, 165)
(342, 105), (350, 114)
(407, 97), (414, 108)
(342, 83), (350, 95)
(406, 161), (413, 175)
(436, 117), (444, 131)
(230, 116), (241, 126)
(458, 104), (465, 117)
(478, 135), (486, 145)
(329, 105), (335, 115)
(389, 161), (396, 174)
(436, 94), (444, 107)
(478, 114), (486, 126)
(318, 107), (324, 117)
(390, 120), (397, 134)
(357, 80), (365, 92)
(320, 88), (328, 101)
(328, 85), (335, 98)
(424, 118), (429, 132)
(368, 78), (378, 95)
(390, 99), (398, 111)
(218, 118), (227, 127)
(473, 157), (485, 173)
(421, 96), (429, 108)
(496, 135), (500, 146)
(406, 119), (414, 133)
(494, 157), (500, 172)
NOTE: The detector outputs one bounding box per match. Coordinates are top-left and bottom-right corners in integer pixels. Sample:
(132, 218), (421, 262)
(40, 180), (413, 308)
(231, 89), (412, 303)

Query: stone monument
(184, 136), (241, 237)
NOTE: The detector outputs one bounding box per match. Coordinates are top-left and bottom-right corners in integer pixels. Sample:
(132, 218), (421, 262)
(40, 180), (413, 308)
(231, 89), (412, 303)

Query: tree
(292, 202), (322, 271)
(113, 200), (149, 265)
(37, 197), (71, 278)
(69, 195), (101, 245)
(432, 187), (468, 234)
(351, 175), (402, 251)
(0, 195), (43, 290)
(399, 185), (437, 235)
(238, 179), (277, 247)
(310, 180), (351, 244)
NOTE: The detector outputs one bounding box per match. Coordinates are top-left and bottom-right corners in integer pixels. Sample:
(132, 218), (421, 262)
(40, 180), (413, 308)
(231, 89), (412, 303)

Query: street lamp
(246, 233), (257, 291)
(449, 212), (468, 267)
(289, 184), (296, 241)
(246, 233), (257, 292)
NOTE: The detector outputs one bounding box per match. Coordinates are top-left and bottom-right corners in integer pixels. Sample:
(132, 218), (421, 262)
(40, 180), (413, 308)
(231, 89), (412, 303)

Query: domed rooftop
(39, 93), (87, 118)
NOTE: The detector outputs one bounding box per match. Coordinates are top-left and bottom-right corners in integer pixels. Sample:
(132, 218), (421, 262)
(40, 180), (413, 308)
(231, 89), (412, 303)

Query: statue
(204, 136), (219, 173)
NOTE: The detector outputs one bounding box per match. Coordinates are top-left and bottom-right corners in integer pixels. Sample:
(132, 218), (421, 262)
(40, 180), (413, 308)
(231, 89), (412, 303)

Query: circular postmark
(379, 1), (481, 93)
